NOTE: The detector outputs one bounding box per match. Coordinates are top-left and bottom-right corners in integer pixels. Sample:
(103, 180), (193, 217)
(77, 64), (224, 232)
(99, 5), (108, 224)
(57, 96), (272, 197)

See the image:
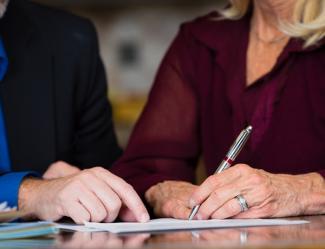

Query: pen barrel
(215, 159), (231, 174)
(214, 126), (252, 175)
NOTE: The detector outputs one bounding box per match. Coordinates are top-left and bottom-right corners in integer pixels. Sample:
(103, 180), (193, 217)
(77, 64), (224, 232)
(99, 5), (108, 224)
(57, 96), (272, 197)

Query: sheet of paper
(55, 223), (103, 232)
(84, 218), (309, 234)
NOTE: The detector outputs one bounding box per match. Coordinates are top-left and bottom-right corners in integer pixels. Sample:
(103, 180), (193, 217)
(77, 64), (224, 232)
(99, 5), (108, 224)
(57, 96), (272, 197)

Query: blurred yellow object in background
(111, 94), (147, 126)
(110, 92), (147, 146)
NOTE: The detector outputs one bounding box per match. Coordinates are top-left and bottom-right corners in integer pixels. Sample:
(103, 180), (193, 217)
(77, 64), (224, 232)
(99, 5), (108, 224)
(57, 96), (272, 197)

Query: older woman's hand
(189, 164), (324, 219)
(145, 181), (197, 219)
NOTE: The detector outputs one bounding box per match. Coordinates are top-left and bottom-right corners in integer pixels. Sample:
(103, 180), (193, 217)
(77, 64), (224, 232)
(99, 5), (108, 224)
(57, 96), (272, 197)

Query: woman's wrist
(299, 173), (325, 215)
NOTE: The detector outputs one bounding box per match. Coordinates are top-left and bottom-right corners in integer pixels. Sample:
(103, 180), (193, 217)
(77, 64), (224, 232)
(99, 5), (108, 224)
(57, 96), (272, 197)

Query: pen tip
(246, 126), (253, 132)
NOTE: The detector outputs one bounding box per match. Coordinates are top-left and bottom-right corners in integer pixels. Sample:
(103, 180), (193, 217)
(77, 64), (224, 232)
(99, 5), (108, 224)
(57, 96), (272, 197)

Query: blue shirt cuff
(0, 172), (39, 208)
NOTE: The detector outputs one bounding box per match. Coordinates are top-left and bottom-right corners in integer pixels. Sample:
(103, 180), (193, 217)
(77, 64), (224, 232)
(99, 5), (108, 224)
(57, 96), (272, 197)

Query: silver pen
(188, 126), (253, 220)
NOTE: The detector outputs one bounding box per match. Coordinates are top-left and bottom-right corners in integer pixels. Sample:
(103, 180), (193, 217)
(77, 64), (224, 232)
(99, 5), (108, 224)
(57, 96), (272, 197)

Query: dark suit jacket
(0, 0), (122, 174)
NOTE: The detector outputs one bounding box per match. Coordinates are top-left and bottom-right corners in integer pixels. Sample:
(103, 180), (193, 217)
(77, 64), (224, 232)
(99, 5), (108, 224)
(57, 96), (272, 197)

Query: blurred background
(35, 0), (225, 147)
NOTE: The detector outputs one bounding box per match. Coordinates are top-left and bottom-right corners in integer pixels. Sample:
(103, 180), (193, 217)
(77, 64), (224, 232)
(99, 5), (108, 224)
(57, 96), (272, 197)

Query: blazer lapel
(0, 0), (56, 173)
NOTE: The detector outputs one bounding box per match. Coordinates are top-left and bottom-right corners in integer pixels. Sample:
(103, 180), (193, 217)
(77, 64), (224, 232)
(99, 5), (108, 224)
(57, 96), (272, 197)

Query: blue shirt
(0, 36), (37, 208)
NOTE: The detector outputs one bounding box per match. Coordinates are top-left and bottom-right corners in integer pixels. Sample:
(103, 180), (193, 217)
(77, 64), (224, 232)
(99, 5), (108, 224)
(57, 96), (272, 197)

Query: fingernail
(189, 199), (196, 208)
(196, 214), (203, 220)
(140, 213), (150, 223)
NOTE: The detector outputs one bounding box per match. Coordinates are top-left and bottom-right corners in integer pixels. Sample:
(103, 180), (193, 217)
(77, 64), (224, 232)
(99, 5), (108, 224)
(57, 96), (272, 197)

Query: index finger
(190, 166), (241, 207)
(96, 169), (150, 223)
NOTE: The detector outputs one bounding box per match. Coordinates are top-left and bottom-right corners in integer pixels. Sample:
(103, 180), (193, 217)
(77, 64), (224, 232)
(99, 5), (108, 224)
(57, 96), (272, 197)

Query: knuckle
(56, 181), (79, 200)
(124, 183), (135, 194)
(258, 185), (270, 197)
(162, 200), (173, 215)
(91, 166), (105, 173)
(80, 170), (95, 180)
(205, 175), (217, 189)
(78, 170), (88, 178)
(165, 200), (174, 210)
(70, 177), (83, 188)
(211, 190), (222, 201)
(55, 161), (67, 168)
(163, 180), (176, 185)
(110, 199), (122, 213)
(174, 203), (186, 219)
(249, 172), (264, 185)
(237, 164), (250, 173)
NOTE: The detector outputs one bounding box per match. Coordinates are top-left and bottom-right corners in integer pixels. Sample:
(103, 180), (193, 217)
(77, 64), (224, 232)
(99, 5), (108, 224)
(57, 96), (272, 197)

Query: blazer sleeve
(110, 24), (200, 199)
(0, 172), (39, 207)
(72, 22), (122, 169)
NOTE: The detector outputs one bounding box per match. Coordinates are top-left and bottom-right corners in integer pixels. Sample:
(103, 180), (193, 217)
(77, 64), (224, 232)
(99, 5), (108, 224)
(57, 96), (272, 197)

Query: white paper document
(84, 218), (308, 234)
(55, 223), (103, 232)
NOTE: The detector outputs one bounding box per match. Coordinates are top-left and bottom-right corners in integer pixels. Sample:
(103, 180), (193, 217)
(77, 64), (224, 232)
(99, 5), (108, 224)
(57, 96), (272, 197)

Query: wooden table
(3, 216), (325, 249)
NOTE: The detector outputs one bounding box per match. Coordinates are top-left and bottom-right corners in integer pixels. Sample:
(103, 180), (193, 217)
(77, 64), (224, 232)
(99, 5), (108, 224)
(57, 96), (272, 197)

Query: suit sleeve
(0, 172), (39, 207)
(71, 22), (122, 169)
(72, 22), (122, 169)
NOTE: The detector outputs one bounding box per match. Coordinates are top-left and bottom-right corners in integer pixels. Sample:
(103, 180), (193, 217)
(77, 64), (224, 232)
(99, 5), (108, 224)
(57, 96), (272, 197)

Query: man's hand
(43, 161), (81, 179)
(145, 181), (197, 219)
(19, 167), (150, 224)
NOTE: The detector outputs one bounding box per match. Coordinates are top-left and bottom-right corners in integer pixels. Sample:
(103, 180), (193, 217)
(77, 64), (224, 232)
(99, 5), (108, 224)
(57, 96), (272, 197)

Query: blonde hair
(220, 0), (325, 48)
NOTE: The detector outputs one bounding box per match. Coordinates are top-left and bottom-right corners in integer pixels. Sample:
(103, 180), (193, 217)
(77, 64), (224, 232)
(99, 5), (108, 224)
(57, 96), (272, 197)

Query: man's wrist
(18, 177), (43, 219)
